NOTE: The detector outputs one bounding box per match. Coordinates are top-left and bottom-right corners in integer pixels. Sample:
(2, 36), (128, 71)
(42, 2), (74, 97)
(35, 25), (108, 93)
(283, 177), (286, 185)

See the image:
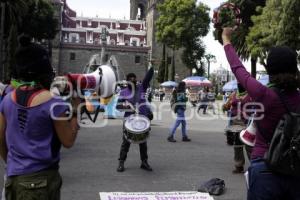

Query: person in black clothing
(116, 68), (154, 172)
(197, 89), (209, 114)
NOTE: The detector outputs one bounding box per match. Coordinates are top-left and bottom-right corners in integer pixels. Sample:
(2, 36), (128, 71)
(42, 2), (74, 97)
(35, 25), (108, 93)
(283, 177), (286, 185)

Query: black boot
(182, 136), (191, 142)
(140, 160), (153, 171)
(117, 161), (125, 172)
(232, 166), (244, 174)
(167, 136), (176, 142)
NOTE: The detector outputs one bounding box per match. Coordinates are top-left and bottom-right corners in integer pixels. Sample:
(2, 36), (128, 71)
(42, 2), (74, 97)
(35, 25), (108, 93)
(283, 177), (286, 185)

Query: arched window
(110, 39), (116, 45)
(130, 37), (140, 46)
(137, 4), (145, 20)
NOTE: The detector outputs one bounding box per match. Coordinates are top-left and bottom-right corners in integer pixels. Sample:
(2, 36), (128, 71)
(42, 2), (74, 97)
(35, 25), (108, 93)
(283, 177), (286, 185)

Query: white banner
(99, 191), (214, 200)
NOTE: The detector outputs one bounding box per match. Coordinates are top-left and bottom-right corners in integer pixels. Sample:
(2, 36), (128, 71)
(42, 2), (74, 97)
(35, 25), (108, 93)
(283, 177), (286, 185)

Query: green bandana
(237, 91), (246, 97)
(11, 79), (36, 88)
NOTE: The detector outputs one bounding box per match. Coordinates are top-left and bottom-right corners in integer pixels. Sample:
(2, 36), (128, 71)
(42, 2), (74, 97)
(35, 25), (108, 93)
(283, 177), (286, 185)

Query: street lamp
(175, 73), (179, 82)
(192, 68), (197, 75)
(100, 27), (108, 65)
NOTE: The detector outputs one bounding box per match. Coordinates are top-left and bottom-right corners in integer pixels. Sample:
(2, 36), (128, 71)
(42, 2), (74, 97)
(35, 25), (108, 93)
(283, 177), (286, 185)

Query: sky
(66, 0), (264, 73)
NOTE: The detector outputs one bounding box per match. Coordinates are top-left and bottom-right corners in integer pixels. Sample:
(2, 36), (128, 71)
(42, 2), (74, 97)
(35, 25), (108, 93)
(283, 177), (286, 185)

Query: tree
(276, 0), (300, 50)
(0, 0), (28, 80)
(1, 0), (28, 35)
(156, 0), (210, 80)
(246, 0), (300, 65)
(0, 0), (58, 80)
(204, 54), (216, 79)
(228, 0), (266, 78)
(157, 44), (166, 83)
(181, 38), (205, 76)
(5, 24), (17, 81)
(20, 0), (58, 40)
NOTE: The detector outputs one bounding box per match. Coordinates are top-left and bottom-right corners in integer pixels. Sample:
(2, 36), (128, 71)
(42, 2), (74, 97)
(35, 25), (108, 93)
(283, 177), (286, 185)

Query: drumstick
(124, 101), (138, 114)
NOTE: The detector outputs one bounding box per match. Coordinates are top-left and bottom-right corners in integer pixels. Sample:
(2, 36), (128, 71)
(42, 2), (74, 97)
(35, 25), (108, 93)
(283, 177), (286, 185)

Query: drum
(124, 114), (151, 144)
(225, 124), (245, 146)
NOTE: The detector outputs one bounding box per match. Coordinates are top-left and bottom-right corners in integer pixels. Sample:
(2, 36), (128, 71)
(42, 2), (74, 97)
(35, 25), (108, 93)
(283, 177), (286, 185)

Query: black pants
(118, 135), (148, 162)
(197, 103), (208, 114)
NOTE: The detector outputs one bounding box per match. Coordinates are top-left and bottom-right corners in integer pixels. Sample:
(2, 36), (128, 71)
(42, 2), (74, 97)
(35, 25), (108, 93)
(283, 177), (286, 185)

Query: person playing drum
(116, 67), (154, 172)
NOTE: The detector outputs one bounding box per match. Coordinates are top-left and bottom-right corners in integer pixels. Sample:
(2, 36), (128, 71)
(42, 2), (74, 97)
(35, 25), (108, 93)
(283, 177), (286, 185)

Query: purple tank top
(0, 93), (68, 176)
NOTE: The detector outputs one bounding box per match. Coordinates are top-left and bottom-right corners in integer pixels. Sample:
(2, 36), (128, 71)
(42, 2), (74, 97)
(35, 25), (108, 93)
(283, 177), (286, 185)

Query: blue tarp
(104, 95), (124, 119)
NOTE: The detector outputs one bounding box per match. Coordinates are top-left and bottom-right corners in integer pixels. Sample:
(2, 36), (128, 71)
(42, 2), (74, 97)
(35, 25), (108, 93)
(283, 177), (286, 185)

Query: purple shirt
(224, 44), (300, 159)
(118, 68), (154, 118)
(0, 93), (68, 176)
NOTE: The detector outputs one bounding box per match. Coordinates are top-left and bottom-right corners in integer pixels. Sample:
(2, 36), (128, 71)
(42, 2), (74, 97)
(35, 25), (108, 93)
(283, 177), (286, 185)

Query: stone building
(51, 0), (189, 83)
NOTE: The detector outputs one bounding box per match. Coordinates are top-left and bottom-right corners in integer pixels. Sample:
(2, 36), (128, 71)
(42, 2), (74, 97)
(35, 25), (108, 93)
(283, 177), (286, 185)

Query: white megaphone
(239, 117), (256, 147)
(67, 65), (117, 99)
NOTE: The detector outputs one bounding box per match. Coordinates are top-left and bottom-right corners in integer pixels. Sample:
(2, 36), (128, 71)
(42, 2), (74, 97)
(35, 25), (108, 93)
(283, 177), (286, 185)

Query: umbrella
(160, 81), (178, 87)
(258, 75), (269, 85)
(182, 76), (207, 82)
(222, 80), (237, 92)
(182, 76), (212, 87)
(222, 76), (269, 92)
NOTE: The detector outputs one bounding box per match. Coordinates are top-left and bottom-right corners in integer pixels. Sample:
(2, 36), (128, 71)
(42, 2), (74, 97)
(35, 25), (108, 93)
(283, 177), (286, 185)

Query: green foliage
(276, 0), (300, 50)
(216, 95), (223, 101)
(1, 0), (58, 80)
(155, 0), (209, 49)
(6, 24), (18, 80)
(229, 0), (266, 60)
(181, 38), (205, 73)
(20, 0), (58, 40)
(156, 0), (210, 78)
(3, 0), (28, 37)
(157, 44), (166, 83)
(246, 0), (300, 64)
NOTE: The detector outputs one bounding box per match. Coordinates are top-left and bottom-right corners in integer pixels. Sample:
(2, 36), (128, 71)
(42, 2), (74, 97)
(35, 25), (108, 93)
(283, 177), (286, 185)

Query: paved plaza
(0, 101), (248, 200)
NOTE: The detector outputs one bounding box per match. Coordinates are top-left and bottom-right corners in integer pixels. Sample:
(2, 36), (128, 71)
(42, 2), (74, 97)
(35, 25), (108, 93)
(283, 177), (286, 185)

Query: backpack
(261, 90), (300, 176)
(170, 90), (177, 113)
(198, 178), (225, 196)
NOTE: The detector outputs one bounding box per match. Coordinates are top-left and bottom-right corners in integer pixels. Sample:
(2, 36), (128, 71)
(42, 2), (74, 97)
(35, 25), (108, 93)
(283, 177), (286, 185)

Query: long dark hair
(176, 81), (186, 93)
(15, 35), (54, 89)
(270, 72), (300, 91)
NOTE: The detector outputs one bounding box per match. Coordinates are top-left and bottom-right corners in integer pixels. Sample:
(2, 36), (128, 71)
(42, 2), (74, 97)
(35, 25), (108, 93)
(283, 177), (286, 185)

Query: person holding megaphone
(0, 35), (80, 200)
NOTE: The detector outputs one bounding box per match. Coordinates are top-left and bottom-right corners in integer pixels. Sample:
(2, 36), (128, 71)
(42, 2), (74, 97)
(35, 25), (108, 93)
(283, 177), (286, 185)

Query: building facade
(51, 0), (189, 83)
(51, 0), (149, 80)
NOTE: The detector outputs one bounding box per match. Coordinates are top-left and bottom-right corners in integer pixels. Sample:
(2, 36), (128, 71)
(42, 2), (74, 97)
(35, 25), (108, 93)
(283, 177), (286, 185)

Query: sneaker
(232, 166), (244, 174)
(140, 160), (153, 171)
(167, 136), (176, 142)
(117, 161), (125, 172)
(182, 136), (191, 142)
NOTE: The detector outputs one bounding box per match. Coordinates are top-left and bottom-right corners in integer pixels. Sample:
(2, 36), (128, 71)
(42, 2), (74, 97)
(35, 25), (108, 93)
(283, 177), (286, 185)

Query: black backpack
(198, 178), (225, 196)
(170, 90), (177, 112)
(261, 90), (300, 176)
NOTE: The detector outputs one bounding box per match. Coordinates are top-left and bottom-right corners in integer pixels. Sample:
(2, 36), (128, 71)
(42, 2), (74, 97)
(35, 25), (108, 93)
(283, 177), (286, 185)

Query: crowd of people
(0, 25), (299, 200)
